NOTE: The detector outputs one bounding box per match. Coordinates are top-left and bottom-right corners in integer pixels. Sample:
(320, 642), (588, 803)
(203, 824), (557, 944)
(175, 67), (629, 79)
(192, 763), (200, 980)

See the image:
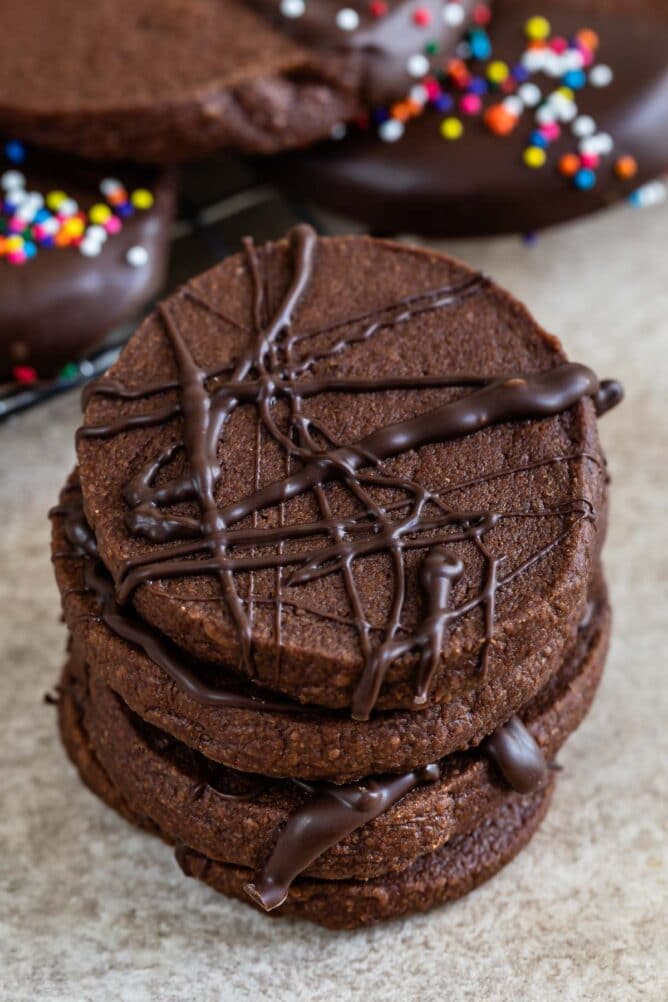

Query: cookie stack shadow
(50, 228), (613, 929)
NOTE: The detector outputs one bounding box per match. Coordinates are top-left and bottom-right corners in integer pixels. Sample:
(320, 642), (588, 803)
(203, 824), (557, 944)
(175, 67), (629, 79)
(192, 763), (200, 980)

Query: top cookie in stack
(51, 225), (620, 927)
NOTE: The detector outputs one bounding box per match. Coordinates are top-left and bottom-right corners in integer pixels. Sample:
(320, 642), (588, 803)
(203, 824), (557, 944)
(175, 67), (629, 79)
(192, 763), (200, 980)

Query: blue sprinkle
(5, 140), (26, 164)
(562, 69), (586, 90)
(433, 94), (454, 113)
(574, 168), (596, 190)
(468, 76), (488, 96)
(116, 202), (135, 217)
(372, 107), (389, 124)
(34, 208), (50, 223)
(23, 240), (37, 258)
(469, 29), (492, 61)
(522, 231), (539, 246)
(40, 236), (55, 248)
(512, 63), (530, 83)
(529, 131), (549, 149)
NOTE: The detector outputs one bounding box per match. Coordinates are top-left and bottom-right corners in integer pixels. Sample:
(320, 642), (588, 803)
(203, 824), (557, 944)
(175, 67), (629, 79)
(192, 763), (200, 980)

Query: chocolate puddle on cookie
(77, 224), (621, 720)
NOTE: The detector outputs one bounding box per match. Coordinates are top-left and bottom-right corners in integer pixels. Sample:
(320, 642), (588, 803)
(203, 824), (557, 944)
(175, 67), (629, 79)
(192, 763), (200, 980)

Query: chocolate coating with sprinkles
(0, 142), (175, 380)
(269, 1), (668, 236)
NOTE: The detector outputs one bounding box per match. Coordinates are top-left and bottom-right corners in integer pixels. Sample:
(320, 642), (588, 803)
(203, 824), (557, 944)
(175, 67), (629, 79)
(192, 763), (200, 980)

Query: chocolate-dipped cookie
(0, 0), (483, 162)
(0, 141), (175, 381)
(269, 0), (668, 235)
(76, 225), (610, 723)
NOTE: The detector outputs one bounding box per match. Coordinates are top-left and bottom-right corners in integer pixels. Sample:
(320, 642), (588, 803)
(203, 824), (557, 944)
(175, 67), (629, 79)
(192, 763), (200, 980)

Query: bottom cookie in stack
(53, 490), (609, 929)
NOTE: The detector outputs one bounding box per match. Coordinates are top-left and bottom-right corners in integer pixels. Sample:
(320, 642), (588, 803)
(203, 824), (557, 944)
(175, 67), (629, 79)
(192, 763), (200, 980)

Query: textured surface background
(1, 197), (667, 1001)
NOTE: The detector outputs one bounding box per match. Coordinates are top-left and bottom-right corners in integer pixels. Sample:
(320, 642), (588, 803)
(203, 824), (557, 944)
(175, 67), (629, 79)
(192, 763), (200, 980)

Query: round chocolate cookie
(64, 582), (605, 880)
(57, 670), (555, 930)
(76, 226), (611, 724)
(269, 0), (668, 235)
(0, 0), (482, 162)
(0, 142), (175, 380)
(51, 478), (610, 780)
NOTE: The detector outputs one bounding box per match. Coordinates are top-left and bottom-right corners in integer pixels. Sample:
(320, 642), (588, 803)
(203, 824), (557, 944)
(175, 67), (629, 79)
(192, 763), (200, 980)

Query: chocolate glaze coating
(0, 150), (175, 379)
(269, 1), (668, 235)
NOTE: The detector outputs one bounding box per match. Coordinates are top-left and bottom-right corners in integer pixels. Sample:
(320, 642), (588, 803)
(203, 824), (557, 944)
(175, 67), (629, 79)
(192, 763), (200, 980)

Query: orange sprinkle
(576, 28), (599, 52)
(483, 104), (518, 137)
(615, 155), (638, 180)
(558, 153), (581, 177)
(55, 229), (71, 247)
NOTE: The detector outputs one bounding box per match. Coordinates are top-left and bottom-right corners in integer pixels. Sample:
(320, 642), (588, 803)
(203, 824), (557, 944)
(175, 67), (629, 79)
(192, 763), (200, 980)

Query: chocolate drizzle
(75, 224), (620, 720)
(485, 716), (548, 794)
(244, 762), (441, 911)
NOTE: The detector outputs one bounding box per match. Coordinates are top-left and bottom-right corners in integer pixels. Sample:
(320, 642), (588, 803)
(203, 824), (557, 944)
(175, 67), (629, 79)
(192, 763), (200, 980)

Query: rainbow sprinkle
(0, 144), (155, 267)
(332, 7), (640, 196)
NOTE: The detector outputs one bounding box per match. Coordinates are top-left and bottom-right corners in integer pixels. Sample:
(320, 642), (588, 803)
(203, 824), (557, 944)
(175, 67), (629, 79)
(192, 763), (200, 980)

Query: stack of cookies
(51, 226), (620, 928)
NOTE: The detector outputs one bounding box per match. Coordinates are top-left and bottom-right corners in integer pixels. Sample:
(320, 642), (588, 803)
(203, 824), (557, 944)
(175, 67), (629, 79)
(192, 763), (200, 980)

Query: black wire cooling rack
(0, 158), (327, 422)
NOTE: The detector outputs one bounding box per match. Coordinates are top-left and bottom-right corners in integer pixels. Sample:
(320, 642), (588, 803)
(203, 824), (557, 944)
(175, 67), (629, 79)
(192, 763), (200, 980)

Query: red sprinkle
(369, 0), (388, 17)
(13, 365), (38, 384)
(412, 7), (432, 26)
(473, 4), (491, 26)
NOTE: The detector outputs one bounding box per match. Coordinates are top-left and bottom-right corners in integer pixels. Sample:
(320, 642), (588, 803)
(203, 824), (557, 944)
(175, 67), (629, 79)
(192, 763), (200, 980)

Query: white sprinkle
(572, 114), (596, 138)
(409, 84), (428, 106)
(1, 170), (25, 191)
(100, 177), (123, 196)
(336, 7), (359, 31)
(280, 0), (305, 18)
(502, 96), (523, 117)
(406, 53), (430, 78)
(630, 180), (667, 208)
(580, 132), (614, 156)
(535, 104), (557, 125)
(590, 64), (613, 87)
(330, 122), (347, 140)
(443, 3), (465, 26)
(58, 198), (79, 218)
(544, 52), (565, 78)
(86, 225), (108, 245)
(80, 240), (102, 258)
(126, 245), (149, 268)
(518, 82), (542, 107)
(378, 119), (404, 143)
(522, 49), (547, 73)
(79, 360), (95, 377)
(41, 217), (60, 236)
(561, 49), (584, 71)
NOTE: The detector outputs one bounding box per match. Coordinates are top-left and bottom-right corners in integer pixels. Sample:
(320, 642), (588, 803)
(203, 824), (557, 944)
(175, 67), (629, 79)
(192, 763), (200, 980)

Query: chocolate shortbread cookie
(270, 0), (668, 235)
(0, 0), (482, 162)
(51, 478), (609, 780)
(0, 142), (175, 380)
(57, 655), (554, 930)
(76, 225), (611, 725)
(64, 581), (606, 881)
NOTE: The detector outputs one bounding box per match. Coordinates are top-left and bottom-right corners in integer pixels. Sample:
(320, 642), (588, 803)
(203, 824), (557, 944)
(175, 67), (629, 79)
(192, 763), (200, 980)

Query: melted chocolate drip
(485, 716), (548, 794)
(77, 224), (617, 718)
(593, 379), (624, 417)
(244, 762), (441, 911)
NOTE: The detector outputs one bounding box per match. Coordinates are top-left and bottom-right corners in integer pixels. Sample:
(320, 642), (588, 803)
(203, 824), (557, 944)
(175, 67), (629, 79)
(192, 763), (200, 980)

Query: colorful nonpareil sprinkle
(0, 145), (156, 267)
(338, 6), (644, 196)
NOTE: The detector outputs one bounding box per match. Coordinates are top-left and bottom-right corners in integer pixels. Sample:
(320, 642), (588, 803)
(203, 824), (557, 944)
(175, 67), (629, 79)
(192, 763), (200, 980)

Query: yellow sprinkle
(525, 15), (551, 40)
(487, 60), (509, 85)
(523, 146), (547, 168)
(131, 188), (154, 210)
(557, 86), (574, 101)
(440, 116), (463, 140)
(6, 235), (24, 250)
(46, 190), (67, 210)
(89, 203), (112, 224)
(64, 217), (85, 237)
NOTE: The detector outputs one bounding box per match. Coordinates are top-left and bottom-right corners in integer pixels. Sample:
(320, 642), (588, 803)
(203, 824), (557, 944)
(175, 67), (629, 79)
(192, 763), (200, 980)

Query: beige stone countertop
(1, 198), (667, 1002)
